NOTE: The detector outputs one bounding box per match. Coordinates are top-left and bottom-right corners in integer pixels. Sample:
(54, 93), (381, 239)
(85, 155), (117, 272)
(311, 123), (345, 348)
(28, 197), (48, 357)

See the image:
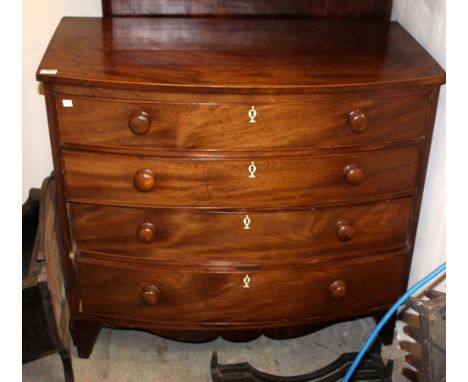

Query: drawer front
(63, 147), (420, 208)
(71, 198), (413, 264)
(78, 253), (406, 324)
(55, 93), (429, 150)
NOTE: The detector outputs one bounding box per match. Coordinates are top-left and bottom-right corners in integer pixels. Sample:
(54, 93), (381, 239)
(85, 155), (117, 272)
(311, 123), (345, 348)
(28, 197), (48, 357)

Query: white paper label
(62, 99), (73, 108)
(39, 69), (58, 75)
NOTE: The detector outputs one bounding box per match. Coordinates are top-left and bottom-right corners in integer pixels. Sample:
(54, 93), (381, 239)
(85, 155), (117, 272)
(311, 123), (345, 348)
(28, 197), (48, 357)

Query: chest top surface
(37, 17), (445, 92)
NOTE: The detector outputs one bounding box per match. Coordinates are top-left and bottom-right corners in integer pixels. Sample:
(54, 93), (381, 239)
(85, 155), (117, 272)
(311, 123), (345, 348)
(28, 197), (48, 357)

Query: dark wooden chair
(22, 176), (74, 382)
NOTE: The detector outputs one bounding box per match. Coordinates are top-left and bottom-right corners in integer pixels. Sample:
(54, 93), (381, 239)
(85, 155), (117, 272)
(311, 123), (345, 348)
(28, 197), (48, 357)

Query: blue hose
(342, 262), (446, 382)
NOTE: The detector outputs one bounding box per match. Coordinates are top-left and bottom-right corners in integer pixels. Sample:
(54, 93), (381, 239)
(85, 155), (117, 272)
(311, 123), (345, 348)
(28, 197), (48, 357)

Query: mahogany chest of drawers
(37, 15), (445, 358)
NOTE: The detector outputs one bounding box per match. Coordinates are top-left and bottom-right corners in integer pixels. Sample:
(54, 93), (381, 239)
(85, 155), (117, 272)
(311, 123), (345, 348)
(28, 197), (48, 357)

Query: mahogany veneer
(78, 252), (406, 326)
(63, 146), (420, 208)
(54, 91), (430, 150)
(102, 0), (393, 19)
(37, 15), (445, 358)
(70, 197), (413, 264)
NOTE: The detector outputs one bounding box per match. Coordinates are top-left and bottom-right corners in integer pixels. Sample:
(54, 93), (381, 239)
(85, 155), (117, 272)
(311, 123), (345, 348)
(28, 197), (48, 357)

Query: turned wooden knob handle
(343, 164), (364, 186)
(141, 285), (160, 306)
(137, 222), (156, 243)
(329, 280), (347, 301)
(348, 109), (368, 133)
(134, 169), (156, 192)
(335, 219), (355, 242)
(129, 111), (152, 135)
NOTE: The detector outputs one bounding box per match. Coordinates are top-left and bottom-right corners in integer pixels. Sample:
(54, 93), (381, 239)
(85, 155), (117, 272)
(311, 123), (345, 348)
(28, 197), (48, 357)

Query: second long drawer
(63, 146), (420, 208)
(70, 197), (412, 264)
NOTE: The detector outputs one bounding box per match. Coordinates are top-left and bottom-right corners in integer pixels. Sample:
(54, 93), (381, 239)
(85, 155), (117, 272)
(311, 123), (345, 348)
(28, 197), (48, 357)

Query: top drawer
(55, 92), (430, 151)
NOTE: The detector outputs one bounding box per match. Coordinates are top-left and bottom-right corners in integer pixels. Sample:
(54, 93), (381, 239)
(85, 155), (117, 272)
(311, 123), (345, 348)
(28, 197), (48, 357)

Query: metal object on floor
(404, 290), (446, 382)
(22, 176), (74, 382)
(211, 341), (393, 382)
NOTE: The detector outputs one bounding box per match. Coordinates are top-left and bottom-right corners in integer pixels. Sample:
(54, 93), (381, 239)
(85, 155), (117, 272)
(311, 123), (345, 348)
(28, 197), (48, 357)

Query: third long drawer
(63, 145), (420, 208)
(70, 197), (413, 265)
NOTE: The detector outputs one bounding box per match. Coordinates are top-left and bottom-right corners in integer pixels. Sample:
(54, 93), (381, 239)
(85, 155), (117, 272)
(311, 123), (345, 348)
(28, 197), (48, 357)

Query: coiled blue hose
(342, 262), (446, 382)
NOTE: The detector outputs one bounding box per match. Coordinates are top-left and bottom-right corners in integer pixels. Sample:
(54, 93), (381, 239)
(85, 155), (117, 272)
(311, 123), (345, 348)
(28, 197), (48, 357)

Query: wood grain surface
(36, 177), (70, 353)
(77, 251), (406, 326)
(37, 18), (445, 92)
(35, 8), (445, 354)
(103, 0), (393, 20)
(55, 92), (430, 151)
(63, 146), (420, 208)
(71, 198), (413, 265)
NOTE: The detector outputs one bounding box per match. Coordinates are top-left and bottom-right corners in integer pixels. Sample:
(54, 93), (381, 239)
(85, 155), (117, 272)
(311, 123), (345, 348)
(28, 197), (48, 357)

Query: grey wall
(392, 0), (446, 290)
(22, 0), (102, 202)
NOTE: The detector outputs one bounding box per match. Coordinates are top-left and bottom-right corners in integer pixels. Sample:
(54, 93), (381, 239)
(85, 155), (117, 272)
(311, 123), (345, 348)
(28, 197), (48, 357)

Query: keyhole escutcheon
(248, 106), (257, 123)
(248, 162), (256, 178)
(243, 215), (251, 230)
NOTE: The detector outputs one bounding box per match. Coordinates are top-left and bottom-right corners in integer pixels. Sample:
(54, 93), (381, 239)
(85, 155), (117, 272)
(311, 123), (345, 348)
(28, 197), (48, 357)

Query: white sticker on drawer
(62, 99), (73, 108)
(39, 69), (58, 75)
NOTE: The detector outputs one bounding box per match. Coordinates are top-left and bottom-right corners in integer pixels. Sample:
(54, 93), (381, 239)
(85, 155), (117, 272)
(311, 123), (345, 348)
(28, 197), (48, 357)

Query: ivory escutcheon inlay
(243, 275), (251, 288)
(248, 162), (256, 178)
(243, 215), (251, 230)
(248, 106), (257, 123)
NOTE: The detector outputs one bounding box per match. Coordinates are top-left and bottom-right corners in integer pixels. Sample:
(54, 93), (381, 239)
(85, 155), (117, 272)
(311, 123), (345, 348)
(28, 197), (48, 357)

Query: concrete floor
(23, 317), (417, 382)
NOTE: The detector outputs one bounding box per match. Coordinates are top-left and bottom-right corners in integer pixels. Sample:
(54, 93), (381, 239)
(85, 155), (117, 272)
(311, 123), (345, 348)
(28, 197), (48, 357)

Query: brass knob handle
(141, 285), (160, 306)
(348, 109), (368, 133)
(134, 169), (156, 192)
(129, 111), (152, 135)
(329, 280), (346, 301)
(137, 222), (156, 243)
(343, 164), (364, 186)
(335, 219), (355, 242)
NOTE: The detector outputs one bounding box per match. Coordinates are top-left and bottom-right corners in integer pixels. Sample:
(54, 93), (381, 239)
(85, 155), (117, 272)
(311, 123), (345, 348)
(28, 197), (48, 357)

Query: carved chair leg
(374, 312), (397, 346)
(72, 319), (101, 359)
(59, 350), (75, 382)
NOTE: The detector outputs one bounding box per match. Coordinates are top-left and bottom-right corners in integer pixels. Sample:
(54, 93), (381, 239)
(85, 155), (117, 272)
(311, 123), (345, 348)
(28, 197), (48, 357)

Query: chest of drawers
(37, 16), (445, 358)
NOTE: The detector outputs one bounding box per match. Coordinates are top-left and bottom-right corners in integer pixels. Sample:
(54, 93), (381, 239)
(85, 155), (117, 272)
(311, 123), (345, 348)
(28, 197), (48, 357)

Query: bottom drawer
(78, 252), (407, 326)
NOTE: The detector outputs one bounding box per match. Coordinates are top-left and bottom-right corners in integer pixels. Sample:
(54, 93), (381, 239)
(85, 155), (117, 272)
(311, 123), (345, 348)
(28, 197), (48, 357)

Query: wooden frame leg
(374, 312), (397, 345)
(72, 319), (101, 359)
(59, 350), (75, 382)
